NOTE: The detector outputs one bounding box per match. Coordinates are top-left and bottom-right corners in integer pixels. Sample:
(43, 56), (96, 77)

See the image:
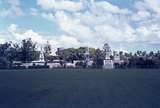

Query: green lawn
(0, 69), (160, 108)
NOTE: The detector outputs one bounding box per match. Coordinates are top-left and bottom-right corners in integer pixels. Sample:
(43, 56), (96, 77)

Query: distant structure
(57, 48), (65, 56)
(39, 47), (45, 62)
(32, 46), (45, 66)
(114, 52), (120, 61)
(103, 43), (114, 69)
(85, 47), (93, 67)
(113, 51), (124, 68)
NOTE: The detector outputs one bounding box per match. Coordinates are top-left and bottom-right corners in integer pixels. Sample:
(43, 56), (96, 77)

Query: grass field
(0, 69), (160, 108)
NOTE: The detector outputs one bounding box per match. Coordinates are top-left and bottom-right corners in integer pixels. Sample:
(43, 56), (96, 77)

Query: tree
(149, 51), (154, 57)
(5, 46), (17, 67)
(20, 38), (39, 62)
(136, 50), (142, 56)
(0, 42), (14, 68)
(0, 42), (11, 57)
(93, 49), (104, 68)
(142, 51), (147, 56)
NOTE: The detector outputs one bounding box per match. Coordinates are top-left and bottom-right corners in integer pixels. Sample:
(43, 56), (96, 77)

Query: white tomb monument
(103, 43), (114, 69)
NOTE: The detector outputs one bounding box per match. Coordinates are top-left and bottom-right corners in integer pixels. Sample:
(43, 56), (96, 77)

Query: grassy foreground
(0, 69), (160, 108)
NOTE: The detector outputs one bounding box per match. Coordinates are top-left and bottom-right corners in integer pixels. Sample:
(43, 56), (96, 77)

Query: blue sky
(0, 0), (160, 52)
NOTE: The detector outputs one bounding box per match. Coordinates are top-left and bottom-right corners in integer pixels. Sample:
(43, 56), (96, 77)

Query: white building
(65, 62), (76, 68)
(47, 60), (63, 68)
(22, 62), (33, 69)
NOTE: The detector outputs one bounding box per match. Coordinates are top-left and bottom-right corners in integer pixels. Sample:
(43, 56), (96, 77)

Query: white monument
(103, 43), (114, 69)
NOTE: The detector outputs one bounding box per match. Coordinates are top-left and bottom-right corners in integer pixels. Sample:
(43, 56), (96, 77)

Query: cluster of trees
(0, 38), (39, 68)
(126, 51), (160, 69)
(0, 38), (160, 69)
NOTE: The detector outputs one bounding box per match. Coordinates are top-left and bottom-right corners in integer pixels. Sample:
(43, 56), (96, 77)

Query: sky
(0, 0), (160, 53)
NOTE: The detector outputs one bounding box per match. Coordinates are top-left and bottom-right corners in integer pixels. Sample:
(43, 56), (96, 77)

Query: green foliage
(57, 47), (97, 62)
(0, 42), (11, 57)
(19, 38), (39, 62)
(93, 49), (104, 68)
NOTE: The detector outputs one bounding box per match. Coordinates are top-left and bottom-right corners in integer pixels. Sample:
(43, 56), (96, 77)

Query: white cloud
(134, 1), (149, 11)
(132, 10), (151, 21)
(8, 24), (46, 44)
(57, 35), (80, 48)
(8, 24), (18, 33)
(144, 0), (160, 14)
(0, 0), (23, 17)
(135, 0), (160, 15)
(41, 12), (55, 22)
(55, 11), (95, 41)
(0, 6), (23, 17)
(30, 8), (38, 16)
(94, 1), (131, 14)
(5, 0), (20, 6)
(6, 24), (82, 54)
(136, 24), (160, 42)
(94, 23), (136, 43)
(39, 1), (137, 50)
(37, 0), (84, 12)
(131, 0), (160, 45)
(0, 37), (5, 43)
